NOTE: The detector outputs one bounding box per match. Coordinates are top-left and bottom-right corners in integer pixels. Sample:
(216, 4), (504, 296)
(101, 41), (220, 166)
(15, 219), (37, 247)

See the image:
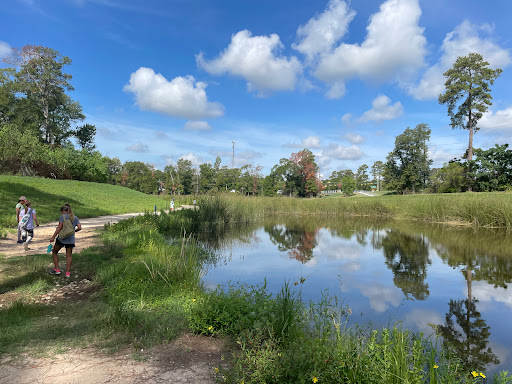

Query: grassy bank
(1, 207), (511, 383)
(0, 175), (191, 230)
(186, 192), (512, 229)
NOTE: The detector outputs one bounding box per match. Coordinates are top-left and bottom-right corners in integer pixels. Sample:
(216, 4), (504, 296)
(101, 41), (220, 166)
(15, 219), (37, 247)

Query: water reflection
(202, 217), (512, 372)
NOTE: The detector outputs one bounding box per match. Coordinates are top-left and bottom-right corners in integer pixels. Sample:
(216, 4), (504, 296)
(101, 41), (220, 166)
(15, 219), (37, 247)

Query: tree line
(1, 45), (509, 196)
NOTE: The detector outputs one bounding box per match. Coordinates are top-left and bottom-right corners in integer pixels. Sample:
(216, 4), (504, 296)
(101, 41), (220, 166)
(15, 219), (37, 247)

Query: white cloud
(302, 136), (322, 148)
(126, 142), (149, 153)
(0, 41), (10, 58)
(472, 281), (512, 309)
(341, 113), (352, 125)
(403, 309), (443, 333)
(180, 153), (202, 167)
(325, 81), (346, 99)
(293, 0), (356, 62)
(196, 30), (303, 95)
(358, 95), (403, 123)
(343, 133), (364, 144)
(428, 149), (460, 165)
(358, 283), (401, 312)
(184, 120), (211, 131)
(124, 67), (224, 119)
(410, 21), (511, 100)
(324, 143), (364, 160)
(479, 106), (512, 132)
(314, 0), (426, 98)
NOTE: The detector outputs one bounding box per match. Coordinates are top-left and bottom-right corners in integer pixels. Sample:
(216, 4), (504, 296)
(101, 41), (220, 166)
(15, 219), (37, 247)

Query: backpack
(19, 208), (33, 231)
(59, 214), (75, 239)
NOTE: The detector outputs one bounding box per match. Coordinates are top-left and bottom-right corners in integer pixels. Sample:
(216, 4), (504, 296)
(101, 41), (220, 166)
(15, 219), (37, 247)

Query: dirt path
(1, 208), (224, 383)
(0, 334), (225, 384)
(0, 212), (146, 258)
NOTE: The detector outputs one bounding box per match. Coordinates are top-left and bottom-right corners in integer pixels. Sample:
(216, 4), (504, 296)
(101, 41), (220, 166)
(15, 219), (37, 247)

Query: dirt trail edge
(0, 212), (145, 258)
(1, 208), (224, 384)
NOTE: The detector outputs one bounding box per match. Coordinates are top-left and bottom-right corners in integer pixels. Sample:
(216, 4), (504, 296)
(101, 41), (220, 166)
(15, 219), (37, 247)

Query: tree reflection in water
(439, 298), (499, 371)
(264, 224), (319, 263)
(206, 217), (512, 371)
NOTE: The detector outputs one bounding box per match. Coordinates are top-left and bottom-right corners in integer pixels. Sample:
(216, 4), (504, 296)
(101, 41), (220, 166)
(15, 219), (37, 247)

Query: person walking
(170, 198), (175, 212)
(49, 204), (81, 278)
(19, 200), (39, 251)
(16, 196), (26, 243)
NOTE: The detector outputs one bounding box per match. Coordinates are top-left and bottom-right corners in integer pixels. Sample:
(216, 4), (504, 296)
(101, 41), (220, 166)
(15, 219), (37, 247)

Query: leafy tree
(371, 161), (384, 191)
(177, 158), (194, 194)
(356, 164), (369, 190)
(3, 45), (85, 145)
(472, 144), (512, 191)
(123, 161), (158, 194)
(439, 53), (502, 190)
(341, 176), (356, 196)
(384, 124), (432, 194)
(430, 161), (466, 193)
(290, 149), (323, 197)
(199, 162), (216, 192)
(75, 123), (96, 150)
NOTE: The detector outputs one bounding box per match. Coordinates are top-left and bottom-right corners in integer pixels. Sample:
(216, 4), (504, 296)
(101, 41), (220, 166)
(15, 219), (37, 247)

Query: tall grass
(188, 193), (512, 229)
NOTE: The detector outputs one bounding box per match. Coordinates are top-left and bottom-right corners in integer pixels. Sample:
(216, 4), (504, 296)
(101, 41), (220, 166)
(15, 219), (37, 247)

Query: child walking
(49, 204), (81, 278)
(19, 200), (39, 250)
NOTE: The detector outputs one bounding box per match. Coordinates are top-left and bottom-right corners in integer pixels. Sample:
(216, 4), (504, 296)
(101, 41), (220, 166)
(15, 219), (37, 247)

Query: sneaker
(50, 269), (61, 275)
(65, 272), (71, 278)
(17, 240), (23, 244)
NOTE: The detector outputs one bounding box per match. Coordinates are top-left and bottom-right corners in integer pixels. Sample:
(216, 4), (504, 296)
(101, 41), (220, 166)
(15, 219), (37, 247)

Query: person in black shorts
(49, 204), (82, 278)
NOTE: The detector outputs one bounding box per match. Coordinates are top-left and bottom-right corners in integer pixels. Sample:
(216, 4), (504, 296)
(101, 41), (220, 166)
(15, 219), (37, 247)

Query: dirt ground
(0, 213), (145, 259)
(0, 211), (227, 384)
(0, 334), (226, 384)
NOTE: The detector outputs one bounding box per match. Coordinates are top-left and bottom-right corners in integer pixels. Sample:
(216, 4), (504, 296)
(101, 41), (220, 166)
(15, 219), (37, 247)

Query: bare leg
(65, 248), (73, 274)
(52, 244), (63, 270)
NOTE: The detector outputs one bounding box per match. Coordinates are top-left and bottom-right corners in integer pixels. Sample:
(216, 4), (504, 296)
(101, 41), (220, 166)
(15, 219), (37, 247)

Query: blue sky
(2, 0), (512, 177)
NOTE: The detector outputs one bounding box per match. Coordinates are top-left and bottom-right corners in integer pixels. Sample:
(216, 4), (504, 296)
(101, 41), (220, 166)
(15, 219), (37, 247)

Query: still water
(202, 217), (512, 373)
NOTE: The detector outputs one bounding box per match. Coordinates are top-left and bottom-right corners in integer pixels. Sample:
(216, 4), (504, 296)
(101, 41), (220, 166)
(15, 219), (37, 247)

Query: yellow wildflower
(208, 326), (213, 331)
(471, 371), (478, 378)
(214, 367), (219, 373)
(480, 373), (486, 379)
(433, 364), (439, 369)
(193, 298), (196, 302)
(312, 376), (318, 383)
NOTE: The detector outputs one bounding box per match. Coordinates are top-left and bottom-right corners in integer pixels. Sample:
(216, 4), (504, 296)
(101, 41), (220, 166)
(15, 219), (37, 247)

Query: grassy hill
(0, 175), (173, 230)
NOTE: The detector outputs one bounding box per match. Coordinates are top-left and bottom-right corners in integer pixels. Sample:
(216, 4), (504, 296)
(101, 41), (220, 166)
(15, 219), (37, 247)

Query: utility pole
(232, 140), (235, 169)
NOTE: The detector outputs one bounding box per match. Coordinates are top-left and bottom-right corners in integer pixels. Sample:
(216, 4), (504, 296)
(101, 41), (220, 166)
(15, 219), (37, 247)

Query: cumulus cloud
(343, 133), (364, 144)
(184, 120), (212, 131)
(196, 30), (303, 95)
(0, 41), (10, 58)
(479, 106), (512, 132)
(126, 142), (149, 152)
(124, 67), (224, 119)
(314, 0), (426, 97)
(324, 143), (364, 160)
(403, 309), (443, 333)
(358, 95), (403, 123)
(293, 0), (356, 62)
(180, 153), (202, 167)
(302, 136), (322, 148)
(410, 21), (511, 100)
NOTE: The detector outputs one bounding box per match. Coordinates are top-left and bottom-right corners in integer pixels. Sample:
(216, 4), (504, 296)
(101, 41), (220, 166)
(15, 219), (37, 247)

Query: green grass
(185, 193), (512, 229)
(0, 175), (187, 230)
(1, 211), (511, 383)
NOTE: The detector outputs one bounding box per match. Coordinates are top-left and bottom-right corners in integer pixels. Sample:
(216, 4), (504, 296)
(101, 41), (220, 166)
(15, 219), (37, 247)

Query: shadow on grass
(0, 300), (117, 356)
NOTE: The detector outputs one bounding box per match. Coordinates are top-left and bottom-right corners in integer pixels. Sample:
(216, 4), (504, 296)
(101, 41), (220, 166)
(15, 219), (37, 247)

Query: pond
(202, 217), (512, 374)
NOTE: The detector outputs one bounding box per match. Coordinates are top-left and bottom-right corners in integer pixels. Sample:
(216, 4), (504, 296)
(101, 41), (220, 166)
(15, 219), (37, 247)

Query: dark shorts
(56, 238), (75, 249)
